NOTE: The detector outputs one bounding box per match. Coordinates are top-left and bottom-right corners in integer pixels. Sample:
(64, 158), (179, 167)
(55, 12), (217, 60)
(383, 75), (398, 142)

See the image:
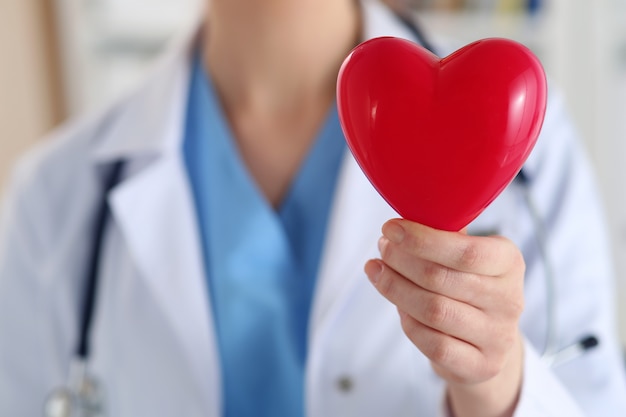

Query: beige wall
(0, 0), (64, 189)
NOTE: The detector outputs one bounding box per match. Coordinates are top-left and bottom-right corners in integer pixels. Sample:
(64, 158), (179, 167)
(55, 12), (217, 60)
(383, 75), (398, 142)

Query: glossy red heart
(337, 37), (547, 231)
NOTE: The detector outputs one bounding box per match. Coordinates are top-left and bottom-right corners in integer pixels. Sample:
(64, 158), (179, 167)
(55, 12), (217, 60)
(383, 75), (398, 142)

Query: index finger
(381, 219), (523, 276)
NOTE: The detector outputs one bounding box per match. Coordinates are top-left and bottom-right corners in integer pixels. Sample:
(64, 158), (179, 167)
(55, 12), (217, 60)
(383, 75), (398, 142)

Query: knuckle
(479, 336), (514, 380)
(424, 296), (452, 327)
(458, 241), (480, 269)
(505, 326), (522, 349)
(443, 372), (471, 385)
(409, 229), (429, 255)
(484, 324), (516, 355)
(510, 246), (526, 273)
(422, 262), (440, 280)
(481, 359), (503, 381)
(510, 297), (525, 317)
(429, 340), (455, 365)
(422, 262), (449, 288)
(400, 313), (418, 338)
(500, 237), (526, 273)
(502, 330), (517, 351)
(502, 292), (525, 319)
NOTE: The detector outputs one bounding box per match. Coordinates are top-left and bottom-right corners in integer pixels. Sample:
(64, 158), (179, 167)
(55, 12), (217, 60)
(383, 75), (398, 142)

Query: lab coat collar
(88, 0), (414, 164)
(308, 0), (416, 327)
(309, 152), (397, 332)
(89, 22), (200, 163)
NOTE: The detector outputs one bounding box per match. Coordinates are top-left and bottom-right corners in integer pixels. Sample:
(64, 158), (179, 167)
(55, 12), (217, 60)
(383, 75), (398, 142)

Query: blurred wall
(0, 0), (64, 188)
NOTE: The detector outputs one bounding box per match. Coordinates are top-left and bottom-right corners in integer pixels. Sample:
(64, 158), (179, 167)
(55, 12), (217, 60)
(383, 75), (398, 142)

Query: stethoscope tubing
(400, 14), (599, 365)
(77, 160), (124, 360)
(44, 161), (124, 417)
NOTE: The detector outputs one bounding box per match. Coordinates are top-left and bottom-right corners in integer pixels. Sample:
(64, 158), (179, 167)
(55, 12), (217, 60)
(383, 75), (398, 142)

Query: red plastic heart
(337, 37), (547, 231)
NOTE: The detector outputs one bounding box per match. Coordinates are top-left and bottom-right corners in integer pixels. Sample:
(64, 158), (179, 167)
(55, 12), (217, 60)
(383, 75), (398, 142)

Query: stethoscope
(44, 161), (123, 417)
(43, 12), (599, 417)
(514, 169), (599, 366)
(395, 9), (599, 367)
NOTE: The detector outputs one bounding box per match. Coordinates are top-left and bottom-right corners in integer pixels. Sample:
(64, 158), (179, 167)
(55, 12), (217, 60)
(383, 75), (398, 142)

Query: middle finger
(365, 259), (497, 348)
(378, 237), (502, 308)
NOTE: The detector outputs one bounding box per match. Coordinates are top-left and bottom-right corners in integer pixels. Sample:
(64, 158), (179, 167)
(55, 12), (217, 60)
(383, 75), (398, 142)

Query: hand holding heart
(365, 220), (526, 417)
(337, 37), (545, 415)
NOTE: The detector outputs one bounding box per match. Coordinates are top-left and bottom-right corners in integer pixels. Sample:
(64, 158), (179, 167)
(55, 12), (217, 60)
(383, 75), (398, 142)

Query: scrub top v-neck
(183, 55), (346, 417)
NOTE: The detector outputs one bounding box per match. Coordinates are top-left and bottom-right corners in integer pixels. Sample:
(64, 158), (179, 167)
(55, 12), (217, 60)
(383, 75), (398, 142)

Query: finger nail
(383, 221), (405, 243)
(365, 260), (383, 284)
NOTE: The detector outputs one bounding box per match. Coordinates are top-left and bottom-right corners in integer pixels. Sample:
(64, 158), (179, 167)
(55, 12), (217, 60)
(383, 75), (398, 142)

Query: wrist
(446, 333), (524, 417)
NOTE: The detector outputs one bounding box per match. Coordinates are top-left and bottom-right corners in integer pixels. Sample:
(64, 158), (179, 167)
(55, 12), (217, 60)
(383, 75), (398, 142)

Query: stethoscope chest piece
(44, 363), (105, 417)
(44, 387), (74, 417)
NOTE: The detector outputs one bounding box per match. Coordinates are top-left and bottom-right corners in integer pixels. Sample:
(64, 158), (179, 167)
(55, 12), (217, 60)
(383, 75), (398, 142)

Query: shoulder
(4, 99), (124, 229)
(6, 33), (195, 217)
(7, 21), (198, 200)
(0, 106), (123, 273)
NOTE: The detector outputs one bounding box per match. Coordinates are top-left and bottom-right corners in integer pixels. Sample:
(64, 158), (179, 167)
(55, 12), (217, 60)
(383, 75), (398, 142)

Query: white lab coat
(1, 1), (625, 416)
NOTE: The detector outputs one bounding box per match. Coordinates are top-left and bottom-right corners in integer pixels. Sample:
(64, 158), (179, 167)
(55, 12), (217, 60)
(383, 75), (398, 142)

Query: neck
(204, 0), (361, 117)
(201, 0), (361, 207)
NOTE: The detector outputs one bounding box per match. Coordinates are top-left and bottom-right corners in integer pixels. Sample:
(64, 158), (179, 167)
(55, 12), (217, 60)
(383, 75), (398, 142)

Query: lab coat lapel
(109, 155), (220, 411)
(94, 31), (221, 412)
(308, 0), (416, 335)
(310, 152), (397, 335)
(306, 152), (398, 417)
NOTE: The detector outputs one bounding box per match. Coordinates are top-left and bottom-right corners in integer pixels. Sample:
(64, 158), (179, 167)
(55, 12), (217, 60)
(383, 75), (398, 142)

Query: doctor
(1, 0), (625, 416)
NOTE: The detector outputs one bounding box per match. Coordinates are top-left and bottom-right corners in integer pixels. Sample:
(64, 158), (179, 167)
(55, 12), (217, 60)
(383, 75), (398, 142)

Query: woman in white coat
(1, 0), (625, 416)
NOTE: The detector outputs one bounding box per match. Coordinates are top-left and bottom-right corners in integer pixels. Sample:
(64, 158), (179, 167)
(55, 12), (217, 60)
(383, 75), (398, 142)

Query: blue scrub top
(183, 55), (346, 417)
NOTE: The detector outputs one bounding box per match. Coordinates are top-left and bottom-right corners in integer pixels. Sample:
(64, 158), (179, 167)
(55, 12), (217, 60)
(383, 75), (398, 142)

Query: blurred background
(1, 0), (626, 342)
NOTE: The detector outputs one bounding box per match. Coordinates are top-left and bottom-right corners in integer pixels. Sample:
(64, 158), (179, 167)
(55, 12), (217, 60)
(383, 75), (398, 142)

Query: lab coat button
(336, 376), (354, 393)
